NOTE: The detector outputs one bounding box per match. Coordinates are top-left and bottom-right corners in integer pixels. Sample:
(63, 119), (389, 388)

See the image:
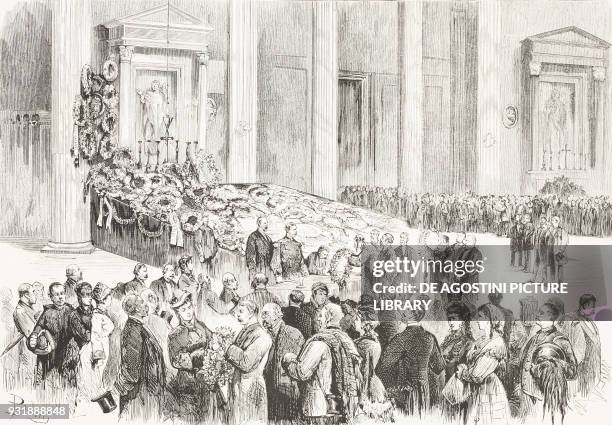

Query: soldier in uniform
(167, 291), (223, 423)
(272, 223), (308, 282)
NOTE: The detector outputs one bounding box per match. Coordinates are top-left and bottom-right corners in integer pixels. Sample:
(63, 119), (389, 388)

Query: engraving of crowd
(340, 186), (612, 238)
(9, 254), (604, 425)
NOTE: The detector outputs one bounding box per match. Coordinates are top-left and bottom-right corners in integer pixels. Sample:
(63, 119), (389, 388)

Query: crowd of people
(339, 186), (612, 238)
(6, 251), (605, 425)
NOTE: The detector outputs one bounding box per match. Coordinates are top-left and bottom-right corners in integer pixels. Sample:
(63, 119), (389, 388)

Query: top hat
(32, 329), (55, 356)
(91, 390), (117, 414)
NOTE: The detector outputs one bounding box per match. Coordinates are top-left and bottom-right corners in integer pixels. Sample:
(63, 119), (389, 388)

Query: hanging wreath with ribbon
(72, 62), (119, 167)
(111, 199), (136, 225)
(137, 214), (165, 238)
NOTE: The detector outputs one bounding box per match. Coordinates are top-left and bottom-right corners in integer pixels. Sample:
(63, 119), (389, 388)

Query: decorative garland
(110, 200), (136, 225)
(329, 248), (352, 289)
(137, 214), (164, 238)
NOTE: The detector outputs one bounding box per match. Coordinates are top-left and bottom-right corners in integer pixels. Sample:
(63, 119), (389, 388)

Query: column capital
(593, 66), (606, 82)
(529, 60), (541, 76)
(196, 49), (210, 66)
(118, 45), (134, 63)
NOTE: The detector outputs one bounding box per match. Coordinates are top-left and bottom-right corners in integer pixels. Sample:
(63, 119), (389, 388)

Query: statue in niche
(136, 80), (171, 141)
(543, 88), (568, 170)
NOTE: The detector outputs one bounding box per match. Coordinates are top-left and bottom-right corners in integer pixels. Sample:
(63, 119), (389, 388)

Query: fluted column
(197, 49), (210, 149)
(477, 0), (502, 193)
(118, 45), (134, 146)
(228, 0), (257, 183)
(398, 0), (423, 193)
(311, 1), (338, 200)
(42, 0), (94, 253)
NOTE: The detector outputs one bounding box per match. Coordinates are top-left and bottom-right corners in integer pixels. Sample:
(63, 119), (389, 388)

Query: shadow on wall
(0, 1), (51, 111)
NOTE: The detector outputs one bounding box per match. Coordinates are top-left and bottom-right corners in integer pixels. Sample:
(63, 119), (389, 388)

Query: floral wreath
(180, 210), (207, 234)
(137, 214), (164, 238)
(144, 187), (183, 218)
(110, 198), (136, 225)
(329, 248), (353, 289)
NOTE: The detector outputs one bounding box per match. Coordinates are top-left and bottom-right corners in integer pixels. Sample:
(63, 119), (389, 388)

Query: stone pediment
(106, 4), (205, 28)
(525, 26), (610, 49)
(103, 5), (212, 51)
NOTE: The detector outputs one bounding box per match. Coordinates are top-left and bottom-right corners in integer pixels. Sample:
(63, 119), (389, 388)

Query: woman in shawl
(455, 304), (510, 425)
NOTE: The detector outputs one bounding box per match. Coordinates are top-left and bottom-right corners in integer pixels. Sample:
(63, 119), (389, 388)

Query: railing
(0, 110), (52, 237)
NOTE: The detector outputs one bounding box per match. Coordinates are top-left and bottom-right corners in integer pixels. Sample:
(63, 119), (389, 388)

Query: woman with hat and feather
(166, 290), (224, 423)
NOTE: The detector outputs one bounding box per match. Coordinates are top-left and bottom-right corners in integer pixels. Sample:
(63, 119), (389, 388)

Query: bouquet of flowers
(196, 326), (236, 388)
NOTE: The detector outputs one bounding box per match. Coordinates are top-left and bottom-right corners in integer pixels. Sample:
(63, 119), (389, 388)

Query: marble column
(398, 0), (423, 193)
(311, 1), (338, 200)
(118, 45), (134, 145)
(197, 49), (210, 149)
(42, 0), (94, 254)
(228, 0), (257, 183)
(477, 0), (502, 193)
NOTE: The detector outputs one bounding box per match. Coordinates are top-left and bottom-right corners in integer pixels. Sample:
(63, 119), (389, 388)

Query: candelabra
(137, 140), (143, 169)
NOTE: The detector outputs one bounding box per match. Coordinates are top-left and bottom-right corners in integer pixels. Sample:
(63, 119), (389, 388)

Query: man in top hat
(28, 282), (86, 387)
(245, 216), (276, 285)
(225, 300), (273, 425)
(65, 264), (83, 306)
(272, 223), (309, 282)
(115, 263), (148, 299)
(301, 282), (330, 336)
(150, 264), (178, 308)
(167, 291), (222, 422)
(115, 293), (166, 420)
(261, 302), (304, 421)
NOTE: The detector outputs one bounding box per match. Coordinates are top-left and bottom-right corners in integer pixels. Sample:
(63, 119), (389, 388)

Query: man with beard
(28, 282), (86, 388)
(115, 263), (148, 298)
(150, 264), (178, 308)
(261, 302), (304, 421)
(519, 299), (577, 422)
(167, 291), (222, 423)
(282, 303), (362, 424)
(115, 293), (166, 420)
(212, 272), (241, 314)
(225, 300), (273, 425)
(246, 216), (276, 285)
(301, 282), (330, 336)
